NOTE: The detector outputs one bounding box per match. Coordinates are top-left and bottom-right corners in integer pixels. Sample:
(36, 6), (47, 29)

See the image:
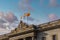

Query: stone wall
(37, 28), (60, 40)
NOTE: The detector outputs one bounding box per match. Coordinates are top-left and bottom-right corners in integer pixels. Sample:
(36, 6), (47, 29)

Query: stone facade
(0, 19), (60, 40)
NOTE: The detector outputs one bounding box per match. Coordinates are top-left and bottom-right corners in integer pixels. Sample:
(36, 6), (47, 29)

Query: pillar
(24, 38), (25, 40)
(32, 37), (34, 40)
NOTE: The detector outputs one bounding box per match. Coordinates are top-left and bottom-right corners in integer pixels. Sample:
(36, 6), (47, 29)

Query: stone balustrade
(0, 19), (60, 40)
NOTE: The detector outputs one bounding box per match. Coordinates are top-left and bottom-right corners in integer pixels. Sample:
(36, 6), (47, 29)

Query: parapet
(0, 19), (60, 39)
(38, 19), (60, 31)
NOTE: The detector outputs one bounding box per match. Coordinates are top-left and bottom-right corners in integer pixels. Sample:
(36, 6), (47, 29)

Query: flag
(24, 12), (30, 17)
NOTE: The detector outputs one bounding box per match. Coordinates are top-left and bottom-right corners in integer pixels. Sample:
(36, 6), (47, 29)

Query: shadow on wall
(36, 32), (48, 40)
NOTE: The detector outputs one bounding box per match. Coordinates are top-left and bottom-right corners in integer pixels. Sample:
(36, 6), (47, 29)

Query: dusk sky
(0, 0), (60, 35)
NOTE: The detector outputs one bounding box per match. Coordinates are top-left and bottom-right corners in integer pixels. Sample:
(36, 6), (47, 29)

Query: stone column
(24, 38), (25, 40)
(32, 37), (34, 40)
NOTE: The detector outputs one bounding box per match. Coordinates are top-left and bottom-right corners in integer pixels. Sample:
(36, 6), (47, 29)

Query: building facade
(0, 19), (60, 40)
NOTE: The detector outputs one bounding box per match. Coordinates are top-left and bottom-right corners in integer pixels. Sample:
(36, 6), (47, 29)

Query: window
(42, 37), (46, 40)
(52, 35), (56, 40)
(25, 37), (32, 40)
(18, 39), (23, 40)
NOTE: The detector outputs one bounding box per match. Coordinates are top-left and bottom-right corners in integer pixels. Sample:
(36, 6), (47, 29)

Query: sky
(0, 0), (60, 35)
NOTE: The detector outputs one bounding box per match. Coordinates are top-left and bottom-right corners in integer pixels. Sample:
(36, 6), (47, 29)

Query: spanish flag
(24, 12), (30, 17)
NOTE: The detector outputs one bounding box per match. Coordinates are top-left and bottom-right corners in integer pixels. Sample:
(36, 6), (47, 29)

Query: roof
(0, 19), (60, 39)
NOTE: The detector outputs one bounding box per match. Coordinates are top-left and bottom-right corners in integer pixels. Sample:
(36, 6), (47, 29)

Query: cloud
(0, 12), (4, 18)
(9, 22), (18, 30)
(49, 0), (60, 7)
(0, 19), (6, 23)
(0, 24), (5, 29)
(0, 12), (18, 35)
(5, 12), (18, 23)
(49, 0), (56, 5)
(0, 12), (7, 23)
(0, 11), (18, 23)
(48, 13), (58, 21)
(0, 28), (11, 35)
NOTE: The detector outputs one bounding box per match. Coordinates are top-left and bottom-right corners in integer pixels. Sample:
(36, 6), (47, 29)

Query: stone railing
(6, 25), (34, 36)
(0, 19), (60, 39)
(39, 19), (60, 29)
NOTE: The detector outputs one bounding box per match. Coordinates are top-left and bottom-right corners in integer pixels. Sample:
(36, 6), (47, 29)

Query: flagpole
(27, 16), (28, 28)
(20, 16), (23, 29)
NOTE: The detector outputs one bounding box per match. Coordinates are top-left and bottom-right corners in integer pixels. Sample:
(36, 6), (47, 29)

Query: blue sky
(0, 0), (60, 24)
(0, 0), (60, 35)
